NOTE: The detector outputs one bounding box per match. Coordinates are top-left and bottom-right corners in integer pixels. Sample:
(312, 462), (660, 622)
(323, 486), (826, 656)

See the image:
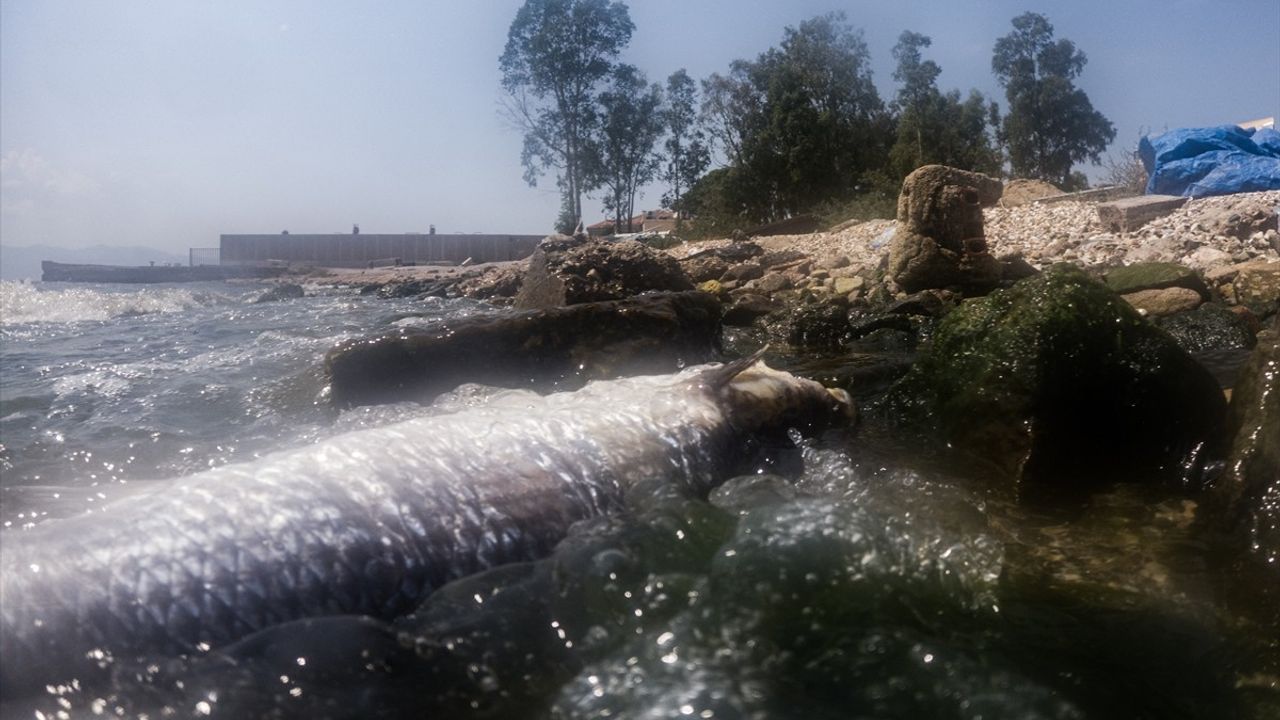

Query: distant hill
(0, 244), (188, 281)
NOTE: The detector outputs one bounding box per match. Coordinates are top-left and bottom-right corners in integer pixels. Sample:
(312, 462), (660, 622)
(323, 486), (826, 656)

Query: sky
(1, 0), (1277, 255)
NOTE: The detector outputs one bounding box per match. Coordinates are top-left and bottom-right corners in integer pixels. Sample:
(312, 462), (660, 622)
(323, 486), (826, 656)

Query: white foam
(0, 281), (210, 325)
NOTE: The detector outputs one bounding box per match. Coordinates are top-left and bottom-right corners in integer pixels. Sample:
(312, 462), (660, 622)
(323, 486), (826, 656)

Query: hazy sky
(2, 0), (1277, 254)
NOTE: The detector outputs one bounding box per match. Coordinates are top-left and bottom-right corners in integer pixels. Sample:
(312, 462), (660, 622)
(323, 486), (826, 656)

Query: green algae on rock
(1104, 261), (1209, 298)
(883, 265), (1227, 492)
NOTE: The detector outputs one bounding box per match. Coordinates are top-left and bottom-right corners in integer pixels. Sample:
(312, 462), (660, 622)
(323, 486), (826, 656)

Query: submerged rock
(883, 265), (1227, 493)
(515, 235), (693, 309)
(252, 282), (304, 303)
(326, 291), (722, 408)
(1156, 303), (1258, 354)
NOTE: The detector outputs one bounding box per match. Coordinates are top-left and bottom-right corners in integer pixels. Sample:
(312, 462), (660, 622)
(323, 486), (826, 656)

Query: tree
(500, 0), (634, 229)
(697, 12), (891, 223)
(992, 12), (1115, 187)
(660, 69), (710, 224)
(888, 30), (1001, 179)
(592, 65), (665, 233)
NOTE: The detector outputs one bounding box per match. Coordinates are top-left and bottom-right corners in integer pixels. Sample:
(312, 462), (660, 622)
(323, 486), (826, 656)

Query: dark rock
(1104, 262), (1209, 299)
(680, 255), (730, 283)
(1213, 321), (1280, 565)
(722, 262), (764, 283)
(723, 293), (780, 327)
(1156, 303), (1257, 354)
(758, 249), (808, 270)
(786, 297), (851, 349)
(885, 290), (960, 318)
(848, 312), (916, 340)
(379, 279), (455, 299)
(326, 291), (722, 408)
(882, 265), (1227, 494)
(253, 283), (305, 303)
(514, 236), (693, 310)
(998, 254), (1040, 284)
(887, 165), (1004, 293)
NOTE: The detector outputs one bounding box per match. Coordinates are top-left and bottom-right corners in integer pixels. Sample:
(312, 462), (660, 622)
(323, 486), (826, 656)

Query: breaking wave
(0, 281), (215, 325)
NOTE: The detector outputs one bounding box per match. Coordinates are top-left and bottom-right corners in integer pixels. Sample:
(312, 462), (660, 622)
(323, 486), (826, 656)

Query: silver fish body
(0, 360), (851, 695)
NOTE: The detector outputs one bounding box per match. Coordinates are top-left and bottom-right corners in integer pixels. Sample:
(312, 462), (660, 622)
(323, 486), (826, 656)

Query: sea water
(0, 279), (1274, 719)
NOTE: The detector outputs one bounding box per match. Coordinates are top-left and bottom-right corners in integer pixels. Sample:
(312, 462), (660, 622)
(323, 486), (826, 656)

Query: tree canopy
(661, 69), (711, 220)
(992, 12), (1115, 188)
(500, 0), (634, 229)
(592, 65), (665, 233)
(888, 30), (1001, 180)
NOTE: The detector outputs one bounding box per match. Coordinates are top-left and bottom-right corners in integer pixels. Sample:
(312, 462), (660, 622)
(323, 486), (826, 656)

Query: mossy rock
(884, 265), (1226, 493)
(1155, 303), (1256, 354)
(1104, 262), (1208, 298)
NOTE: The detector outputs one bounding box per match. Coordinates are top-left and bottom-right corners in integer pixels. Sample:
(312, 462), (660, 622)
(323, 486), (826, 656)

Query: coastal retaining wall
(219, 234), (545, 267)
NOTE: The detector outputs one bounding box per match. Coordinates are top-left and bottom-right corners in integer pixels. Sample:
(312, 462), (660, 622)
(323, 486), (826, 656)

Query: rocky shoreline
(267, 172), (1278, 625)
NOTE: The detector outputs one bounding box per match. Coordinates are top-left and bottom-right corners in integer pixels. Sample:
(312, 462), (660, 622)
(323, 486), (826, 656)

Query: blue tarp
(1139, 125), (1280, 197)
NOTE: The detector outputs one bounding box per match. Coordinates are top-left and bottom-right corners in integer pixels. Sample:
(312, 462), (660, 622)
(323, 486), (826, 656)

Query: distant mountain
(0, 244), (188, 281)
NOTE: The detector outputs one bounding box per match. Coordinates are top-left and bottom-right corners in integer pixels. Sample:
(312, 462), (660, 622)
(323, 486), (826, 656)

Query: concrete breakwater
(220, 233), (545, 268)
(40, 261), (287, 283)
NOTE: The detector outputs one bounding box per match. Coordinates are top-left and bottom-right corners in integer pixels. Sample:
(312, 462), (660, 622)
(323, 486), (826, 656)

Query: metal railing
(189, 247), (221, 266)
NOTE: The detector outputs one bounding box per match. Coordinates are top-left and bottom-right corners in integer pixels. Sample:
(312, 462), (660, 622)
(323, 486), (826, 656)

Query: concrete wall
(219, 233), (545, 267)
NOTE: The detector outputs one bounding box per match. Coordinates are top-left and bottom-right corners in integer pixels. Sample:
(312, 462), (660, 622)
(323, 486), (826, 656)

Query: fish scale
(0, 360), (851, 698)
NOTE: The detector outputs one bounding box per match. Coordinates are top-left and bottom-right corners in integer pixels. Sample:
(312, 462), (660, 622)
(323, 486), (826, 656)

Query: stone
(887, 165), (1004, 293)
(1232, 261), (1280, 316)
(786, 297), (851, 349)
(816, 255), (851, 270)
(456, 265), (525, 301)
(722, 261), (764, 283)
(722, 293), (780, 327)
(1184, 246), (1233, 271)
(882, 265), (1227, 494)
(326, 291), (722, 409)
(832, 276), (864, 296)
(514, 236), (693, 309)
(1104, 262), (1209, 298)
(253, 283), (305, 303)
(1212, 321), (1280, 588)
(681, 255), (730, 283)
(698, 279), (724, 297)
(1097, 195), (1188, 232)
(999, 254), (1040, 284)
(1121, 287), (1203, 317)
(748, 272), (792, 295)
(378, 278), (455, 299)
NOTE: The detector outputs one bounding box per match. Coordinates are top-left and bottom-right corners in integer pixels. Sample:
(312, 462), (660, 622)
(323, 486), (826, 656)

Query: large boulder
(326, 291), (722, 408)
(1103, 262), (1209, 298)
(515, 236), (693, 309)
(882, 265), (1227, 494)
(887, 165), (1004, 293)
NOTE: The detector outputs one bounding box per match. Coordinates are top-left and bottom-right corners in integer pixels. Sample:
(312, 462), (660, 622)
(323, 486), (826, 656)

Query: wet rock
(885, 289), (959, 318)
(832, 276), (865, 296)
(378, 278), (454, 299)
(1213, 321), (1280, 566)
(887, 165), (1004, 293)
(253, 282), (304, 303)
(883, 265), (1227, 493)
(787, 297), (851, 349)
(514, 235), (693, 310)
(999, 254), (1041, 284)
(722, 293), (780, 327)
(326, 291), (722, 408)
(1121, 287), (1203, 317)
(1103, 262), (1209, 298)
(1156, 303), (1257, 354)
